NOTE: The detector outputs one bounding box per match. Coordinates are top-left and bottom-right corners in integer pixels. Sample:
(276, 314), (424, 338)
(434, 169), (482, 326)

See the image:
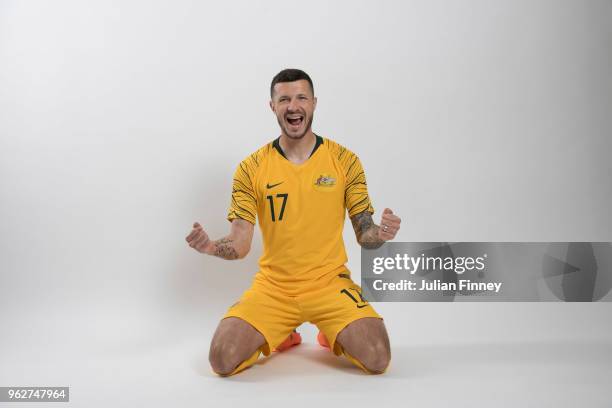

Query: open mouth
(286, 114), (304, 128)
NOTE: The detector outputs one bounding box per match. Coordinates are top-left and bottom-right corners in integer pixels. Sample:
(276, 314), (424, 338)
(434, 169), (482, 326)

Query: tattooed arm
(185, 218), (254, 260)
(351, 211), (384, 249)
(350, 208), (401, 249)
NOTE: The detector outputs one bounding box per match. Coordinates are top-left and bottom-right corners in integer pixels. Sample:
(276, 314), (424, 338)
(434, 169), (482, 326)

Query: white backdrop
(1, 1), (611, 406)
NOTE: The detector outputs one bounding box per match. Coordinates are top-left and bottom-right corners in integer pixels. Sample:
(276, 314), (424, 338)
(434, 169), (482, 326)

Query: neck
(279, 131), (316, 164)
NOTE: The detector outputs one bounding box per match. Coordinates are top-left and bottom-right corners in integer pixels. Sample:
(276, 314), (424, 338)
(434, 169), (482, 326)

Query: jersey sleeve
(344, 153), (375, 217)
(227, 159), (257, 224)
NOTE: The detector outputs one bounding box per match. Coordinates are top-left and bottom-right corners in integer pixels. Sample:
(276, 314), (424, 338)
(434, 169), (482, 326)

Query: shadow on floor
(193, 339), (612, 382)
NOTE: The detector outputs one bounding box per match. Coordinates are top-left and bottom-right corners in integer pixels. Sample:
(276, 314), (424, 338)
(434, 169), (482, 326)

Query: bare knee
(209, 340), (244, 375)
(337, 318), (391, 374)
(358, 341), (391, 374)
(208, 317), (265, 376)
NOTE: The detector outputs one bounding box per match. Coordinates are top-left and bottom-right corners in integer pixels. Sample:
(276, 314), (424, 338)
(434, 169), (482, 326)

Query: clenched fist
(377, 208), (401, 241)
(185, 222), (215, 255)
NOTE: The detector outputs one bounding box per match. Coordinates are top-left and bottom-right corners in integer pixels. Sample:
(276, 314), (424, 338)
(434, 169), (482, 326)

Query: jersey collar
(273, 134), (323, 160)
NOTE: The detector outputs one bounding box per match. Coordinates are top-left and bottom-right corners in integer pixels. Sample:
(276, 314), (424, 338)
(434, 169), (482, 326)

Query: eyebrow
(278, 93), (309, 99)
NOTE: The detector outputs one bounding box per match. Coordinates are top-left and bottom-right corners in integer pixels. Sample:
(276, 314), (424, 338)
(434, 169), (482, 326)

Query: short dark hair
(270, 68), (314, 98)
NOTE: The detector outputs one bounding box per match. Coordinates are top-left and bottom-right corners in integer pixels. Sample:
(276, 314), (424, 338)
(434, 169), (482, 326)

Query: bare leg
(209, 317), (266, 376)
(336, 317), (391, 374)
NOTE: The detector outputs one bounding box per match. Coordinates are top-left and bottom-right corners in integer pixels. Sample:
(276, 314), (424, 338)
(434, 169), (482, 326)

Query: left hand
(378, 208), (401, 241)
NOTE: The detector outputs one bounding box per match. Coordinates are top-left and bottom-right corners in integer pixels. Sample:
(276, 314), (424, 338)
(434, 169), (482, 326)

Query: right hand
(185, 222), (215, 255)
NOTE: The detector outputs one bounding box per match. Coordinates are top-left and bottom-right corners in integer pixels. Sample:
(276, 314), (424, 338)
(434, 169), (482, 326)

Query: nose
(288, 97), (300, 112)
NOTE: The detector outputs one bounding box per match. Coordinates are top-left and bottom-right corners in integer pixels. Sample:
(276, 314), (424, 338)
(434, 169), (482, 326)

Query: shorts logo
(314, 174), (336, 187)
(341, 288), (369, 308)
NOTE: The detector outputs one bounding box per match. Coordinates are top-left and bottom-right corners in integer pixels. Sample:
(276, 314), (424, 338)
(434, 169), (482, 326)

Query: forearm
(186, 219), (253, 259)
(209, 234), (249, 260)
(351, 212), (385, 249)
(208, 236), (240, 260)
(357, 225), (385, 249)
(209, 218), (254, 260)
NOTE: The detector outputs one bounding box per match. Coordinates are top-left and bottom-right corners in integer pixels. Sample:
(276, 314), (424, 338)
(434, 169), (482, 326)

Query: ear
(313, 96), (317, 111)
(269, 100), (275, 113)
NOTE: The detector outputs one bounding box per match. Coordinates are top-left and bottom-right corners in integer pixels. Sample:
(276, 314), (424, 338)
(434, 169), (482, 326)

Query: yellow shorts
(222, 272), (382, 358)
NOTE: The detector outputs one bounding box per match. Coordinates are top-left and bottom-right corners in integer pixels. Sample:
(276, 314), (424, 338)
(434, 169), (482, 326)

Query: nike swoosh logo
(356, 304), (369, 309)
(266, 182), (284, 189)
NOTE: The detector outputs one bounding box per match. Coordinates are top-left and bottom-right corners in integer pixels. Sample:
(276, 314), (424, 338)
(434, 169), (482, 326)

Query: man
(185, 69), (401, 376)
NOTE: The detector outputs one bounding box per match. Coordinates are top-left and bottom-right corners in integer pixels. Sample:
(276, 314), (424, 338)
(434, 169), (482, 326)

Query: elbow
(235, 242), (251, 259)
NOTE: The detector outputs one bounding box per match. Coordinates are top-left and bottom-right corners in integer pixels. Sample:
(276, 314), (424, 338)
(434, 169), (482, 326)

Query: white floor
(2, 308), (612, 408)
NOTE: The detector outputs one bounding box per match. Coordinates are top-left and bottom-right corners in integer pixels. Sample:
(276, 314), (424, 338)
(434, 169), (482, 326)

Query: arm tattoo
(350, 211), (384, 249)
(213, 238), (240, 260)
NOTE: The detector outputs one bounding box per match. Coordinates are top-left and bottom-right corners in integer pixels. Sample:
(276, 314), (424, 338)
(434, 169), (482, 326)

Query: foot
(317, 331), (330, 349)
(273, 330), (302, 352)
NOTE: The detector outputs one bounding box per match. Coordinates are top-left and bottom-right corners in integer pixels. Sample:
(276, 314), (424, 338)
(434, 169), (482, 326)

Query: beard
(277, 113), (314, 140)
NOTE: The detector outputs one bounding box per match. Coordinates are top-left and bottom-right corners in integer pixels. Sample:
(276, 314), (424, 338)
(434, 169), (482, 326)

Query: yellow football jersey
(227, 135), (374, 296)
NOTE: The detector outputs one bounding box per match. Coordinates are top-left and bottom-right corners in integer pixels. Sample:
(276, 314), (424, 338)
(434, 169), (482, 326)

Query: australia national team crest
(313, 173), (337, 191)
